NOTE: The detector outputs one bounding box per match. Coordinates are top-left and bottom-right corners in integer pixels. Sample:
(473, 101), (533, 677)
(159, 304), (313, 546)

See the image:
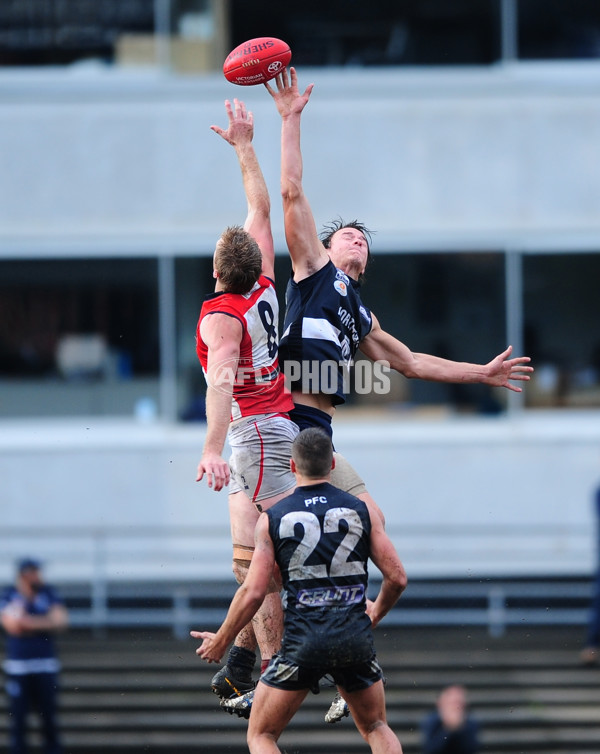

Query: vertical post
(158, 255), (178, 422)
(173, 586), (191, 639)
(91, 530), (108, 637)
(500, 0), (519, 62)
(488, 586), (507, 638)
(154, 0), (171, 70)
(505, 248), (524, 415)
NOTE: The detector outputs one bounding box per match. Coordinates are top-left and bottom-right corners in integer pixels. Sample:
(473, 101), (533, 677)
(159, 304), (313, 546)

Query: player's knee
(360, 718), (388, 741)
(232, 560), (249, 585)
(232, 544), (254, 584)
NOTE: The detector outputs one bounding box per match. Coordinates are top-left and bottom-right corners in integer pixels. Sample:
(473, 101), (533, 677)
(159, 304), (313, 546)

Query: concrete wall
(1, 62), (600, 257)
(1, 412), (599, 584)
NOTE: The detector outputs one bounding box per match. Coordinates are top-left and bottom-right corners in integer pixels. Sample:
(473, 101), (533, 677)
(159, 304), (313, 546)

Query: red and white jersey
(196, 275), (294, 421)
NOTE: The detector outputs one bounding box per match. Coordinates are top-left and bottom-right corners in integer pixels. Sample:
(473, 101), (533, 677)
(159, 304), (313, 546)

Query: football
(223, 37), (291, 86)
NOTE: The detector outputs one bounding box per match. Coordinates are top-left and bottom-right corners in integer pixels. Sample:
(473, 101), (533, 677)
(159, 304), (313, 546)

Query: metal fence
(0, 524), (594, 639)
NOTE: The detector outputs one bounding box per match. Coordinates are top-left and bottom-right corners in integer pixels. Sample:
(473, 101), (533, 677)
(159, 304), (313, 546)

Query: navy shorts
(259, 651), (384, 694)
(289, 404), (333, 438)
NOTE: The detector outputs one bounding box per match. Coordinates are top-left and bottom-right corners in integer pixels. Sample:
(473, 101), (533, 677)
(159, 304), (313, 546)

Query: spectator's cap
(17, 557), (42, 574)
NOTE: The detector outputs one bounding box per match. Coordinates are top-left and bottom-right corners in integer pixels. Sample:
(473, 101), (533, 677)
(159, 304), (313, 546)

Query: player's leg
(230, 490), (285, 673)
(341, 680), (403, 754)
(211, 491), (262, 698)
(331, 451), (385, 525)
(216, 417), (297, 699)
(247, 682), (308, 754)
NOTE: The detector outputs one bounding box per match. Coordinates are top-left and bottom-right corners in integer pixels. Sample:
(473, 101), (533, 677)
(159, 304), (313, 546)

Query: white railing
(0, 524), (594, 638)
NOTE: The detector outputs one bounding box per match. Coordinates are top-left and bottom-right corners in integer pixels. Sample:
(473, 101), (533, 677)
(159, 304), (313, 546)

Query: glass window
(0, 258), (159, 418)
(518, 0), (600, 60)
(230, 0), (500, 67)
(523, 253), (600, 408)
(175, 256), (212, 422)
(0, 0), (155, 66)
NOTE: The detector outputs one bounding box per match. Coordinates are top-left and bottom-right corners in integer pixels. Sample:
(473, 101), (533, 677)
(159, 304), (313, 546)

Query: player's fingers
(275, 71), (286, 91)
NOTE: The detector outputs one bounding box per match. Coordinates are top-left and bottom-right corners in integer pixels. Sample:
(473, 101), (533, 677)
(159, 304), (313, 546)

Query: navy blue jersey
(280, 261), (373, 405)
(0, 585), (63, 673)
(266, 481), (373, 667)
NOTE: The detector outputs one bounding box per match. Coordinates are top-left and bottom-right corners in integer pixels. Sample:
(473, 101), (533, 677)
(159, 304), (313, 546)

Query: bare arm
(366, 511), (407, 629)
(196, 313), (243, 491)
(265, 67), (328, 281)
(360, 313), (533, 392)
(211, 99), (275, 279)
(191, 513), (274, 663)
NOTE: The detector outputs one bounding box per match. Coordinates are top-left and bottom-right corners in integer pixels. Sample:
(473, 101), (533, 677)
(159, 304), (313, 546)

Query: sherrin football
(223, 37), (291, 86)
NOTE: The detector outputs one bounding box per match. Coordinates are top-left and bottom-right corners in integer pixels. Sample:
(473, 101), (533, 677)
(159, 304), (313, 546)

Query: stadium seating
(1, 623), (599, 753)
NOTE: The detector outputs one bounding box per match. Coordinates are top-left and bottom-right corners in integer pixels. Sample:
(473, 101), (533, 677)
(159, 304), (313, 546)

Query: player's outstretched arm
(265, 67), (328, 281)
(196, 313), (242, 491)
(211, 98), (275, 280)
(361, 314), (533, 392)
(191, 513), (275, 662)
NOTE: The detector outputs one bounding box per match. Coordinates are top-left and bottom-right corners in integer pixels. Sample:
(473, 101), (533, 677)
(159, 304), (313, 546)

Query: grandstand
(2, 2), (600, 751)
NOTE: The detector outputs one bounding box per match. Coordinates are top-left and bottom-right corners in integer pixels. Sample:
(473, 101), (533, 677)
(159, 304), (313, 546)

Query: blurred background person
(421, 684), (479, 754)
(581, 477), (600, 665)
(1, 558), (69, 754)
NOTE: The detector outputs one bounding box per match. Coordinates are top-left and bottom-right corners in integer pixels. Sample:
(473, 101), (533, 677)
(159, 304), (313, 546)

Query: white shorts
(228, 413), (298, 503)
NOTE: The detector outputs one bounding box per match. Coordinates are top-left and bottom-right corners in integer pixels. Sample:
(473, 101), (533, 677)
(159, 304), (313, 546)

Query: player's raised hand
(196, 450), (230, 491)
(265, 66), (314, 118)
(484, 345), (534, 392)
(210, 98), (254, 147)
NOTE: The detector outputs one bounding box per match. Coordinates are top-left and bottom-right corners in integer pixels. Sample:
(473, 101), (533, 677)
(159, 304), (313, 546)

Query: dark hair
(319, 217), (374, 284)
(292, 427), (333, 478)
(215, 225), (262, 294)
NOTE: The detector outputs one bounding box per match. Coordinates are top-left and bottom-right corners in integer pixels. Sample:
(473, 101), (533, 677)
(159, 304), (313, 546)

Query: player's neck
(295, 475), (331, 487)
(337, 261), (360, 281)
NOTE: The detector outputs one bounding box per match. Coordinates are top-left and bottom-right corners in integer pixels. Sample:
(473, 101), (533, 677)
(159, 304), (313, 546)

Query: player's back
(266, 481), (373, 667)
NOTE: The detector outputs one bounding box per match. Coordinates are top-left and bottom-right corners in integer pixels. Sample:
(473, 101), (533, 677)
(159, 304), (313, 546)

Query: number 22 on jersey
(278, 507), (366, 581)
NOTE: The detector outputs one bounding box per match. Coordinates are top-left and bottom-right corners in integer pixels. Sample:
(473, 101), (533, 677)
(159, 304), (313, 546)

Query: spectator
(421, 684), (480, 754)
(1, 558), (69, 754)
(581, 481), (600, 665)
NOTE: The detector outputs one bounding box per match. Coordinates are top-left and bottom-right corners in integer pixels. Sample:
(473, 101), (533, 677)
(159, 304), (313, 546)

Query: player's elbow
(281, 177), (304, 204)
(391, 566), (408, 597)
(243, 583), (268, 612)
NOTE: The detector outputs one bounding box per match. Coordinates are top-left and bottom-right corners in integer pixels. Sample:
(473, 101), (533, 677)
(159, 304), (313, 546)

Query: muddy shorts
(228, 413), (298, 503)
